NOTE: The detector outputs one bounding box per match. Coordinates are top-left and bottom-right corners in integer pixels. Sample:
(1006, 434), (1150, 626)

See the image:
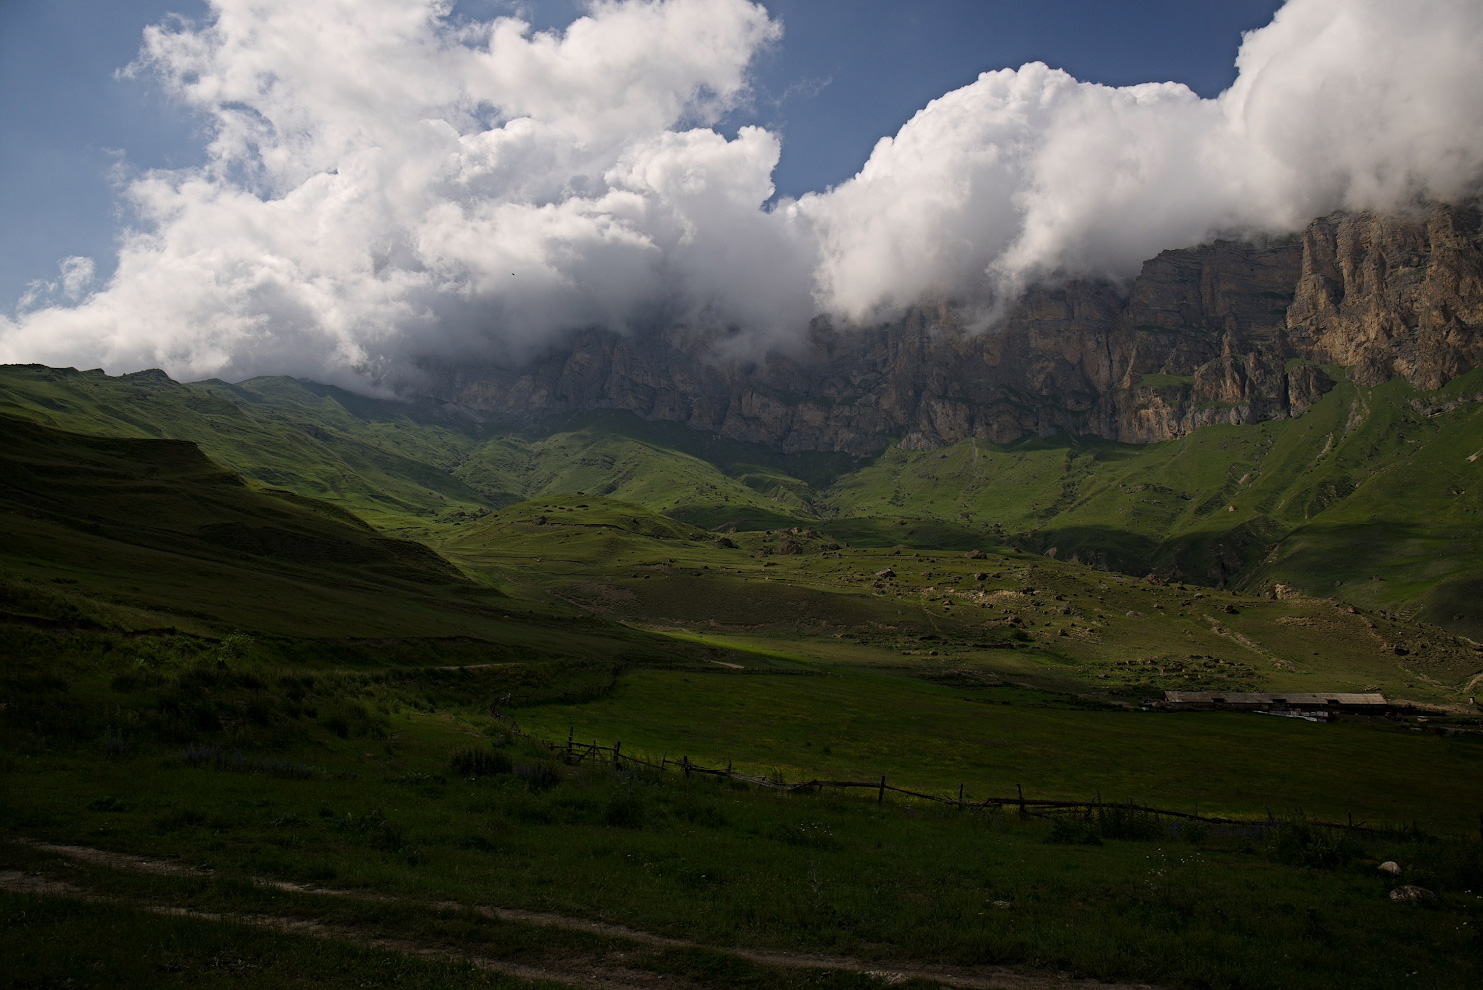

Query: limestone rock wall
(425, 204), (1483, 454)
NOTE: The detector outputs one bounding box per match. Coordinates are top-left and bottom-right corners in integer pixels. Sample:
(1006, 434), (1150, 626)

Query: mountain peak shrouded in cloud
(2, 0), (1481, 390)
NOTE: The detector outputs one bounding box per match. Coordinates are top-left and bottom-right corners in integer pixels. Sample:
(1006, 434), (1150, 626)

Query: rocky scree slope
(427, 204), (1483, 454)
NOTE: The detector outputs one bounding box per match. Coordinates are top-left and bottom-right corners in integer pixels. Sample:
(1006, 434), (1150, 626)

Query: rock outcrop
(1287, 206), (1483, 389)
(425, 204), (1483, 454)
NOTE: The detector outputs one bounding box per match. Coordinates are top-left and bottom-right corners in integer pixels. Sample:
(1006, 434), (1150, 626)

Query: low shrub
(514, 761), (562, 791)
(1044, 812), (1102, 845)
(1266, 819), (1361, 869)
(1095, 803), (1164, 841)
(450, 747), (513, 777)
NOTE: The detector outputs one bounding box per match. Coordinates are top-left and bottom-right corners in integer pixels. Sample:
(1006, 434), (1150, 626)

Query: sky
(1, 0), (1480, 389)
(0, 0), (1286, 307)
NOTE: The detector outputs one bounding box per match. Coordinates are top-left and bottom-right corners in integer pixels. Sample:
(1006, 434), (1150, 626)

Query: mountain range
(425, 203), (1483, 453)
(1, 202), (1480, 641)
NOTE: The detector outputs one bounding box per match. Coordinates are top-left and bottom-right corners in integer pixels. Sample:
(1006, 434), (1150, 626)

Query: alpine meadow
(2, 1), (1482, 988)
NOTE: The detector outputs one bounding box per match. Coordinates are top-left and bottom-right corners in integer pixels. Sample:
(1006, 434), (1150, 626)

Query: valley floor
(3, 364), (1482, 987)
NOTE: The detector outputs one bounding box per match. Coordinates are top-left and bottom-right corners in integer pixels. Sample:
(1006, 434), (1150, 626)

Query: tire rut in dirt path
(9, 840), (1158, 990)
(0, 869), (665, 990)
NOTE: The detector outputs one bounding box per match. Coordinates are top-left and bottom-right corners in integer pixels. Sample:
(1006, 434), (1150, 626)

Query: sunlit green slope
(824, 370), (1483, 635)
(0, 367), (828, 534)
(0, 365), (491, 531)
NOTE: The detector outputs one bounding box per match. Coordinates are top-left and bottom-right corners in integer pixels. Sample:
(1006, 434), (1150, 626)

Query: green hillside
(0, 410), (487, 638)
(824, 370), (1483, 637)
(0, 365), (490, 532)
(0, 367), (826, 536)
(3, 362), (1482, 639)
(451, 411), (822, 528)
(0, 411), (716, 675)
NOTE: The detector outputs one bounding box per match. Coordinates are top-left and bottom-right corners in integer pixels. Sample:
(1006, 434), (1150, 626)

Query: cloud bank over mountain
(3, 0), (1481, 388)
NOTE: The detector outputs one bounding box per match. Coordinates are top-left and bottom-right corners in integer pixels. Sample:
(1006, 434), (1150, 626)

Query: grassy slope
(0, 412), (736, 675)
(450, 408), (853, 530)
(0, 367), (823, 536)
(13, 362), (1479, 641)
(454, 420), (808, 527)
(0, 410), (512, 638)
(0, 365), (491, 532)
(443, 493), (1483, 713)
(435, 491), (1482, 830)
(824, 370), (1483, 637)
(6, 363), (1481, 635)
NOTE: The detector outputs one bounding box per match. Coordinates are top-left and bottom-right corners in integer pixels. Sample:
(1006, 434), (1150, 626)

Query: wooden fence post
(613, 741), (621, 768)
(958, 783), (964, 809)
(1017, 783), (1025, 818)
(566, 727), (573, 761)
(878, 775), (886, 805)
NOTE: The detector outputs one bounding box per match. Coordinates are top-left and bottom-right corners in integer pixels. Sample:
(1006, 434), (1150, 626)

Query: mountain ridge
(425, 203), (1483, 454)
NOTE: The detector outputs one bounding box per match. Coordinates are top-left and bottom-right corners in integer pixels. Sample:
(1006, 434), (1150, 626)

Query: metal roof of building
(1164, 691), (1388, 705)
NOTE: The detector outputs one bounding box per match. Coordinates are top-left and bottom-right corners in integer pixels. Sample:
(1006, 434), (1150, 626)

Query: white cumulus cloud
(1, 0), (1480, 387)
(802, 0), (1483, 320)
(17, 256), (97, 311)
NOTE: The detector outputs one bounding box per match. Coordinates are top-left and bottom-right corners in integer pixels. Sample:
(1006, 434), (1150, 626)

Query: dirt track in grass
(7, 840), (1158, 990)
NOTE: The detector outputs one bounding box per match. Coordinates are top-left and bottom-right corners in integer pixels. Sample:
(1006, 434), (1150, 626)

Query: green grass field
(4, 676), (1481, 990)
(3, 362), (1483, 987)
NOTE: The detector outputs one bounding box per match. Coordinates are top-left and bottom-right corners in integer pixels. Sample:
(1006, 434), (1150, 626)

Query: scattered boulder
(965, 550), (988, 560)
(716, 537), (738, 549)
(776, 540), (804, 555)
(1378, 861), (1401, 875)
(534, 515), (547, 525)
(1224, 604), (1239, 615)
(974, 572), (989, 581)
(875, 568), (896, 579)
(1388, 885), (1436, 903)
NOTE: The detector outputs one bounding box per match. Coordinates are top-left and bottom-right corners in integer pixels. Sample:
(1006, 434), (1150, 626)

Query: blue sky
(3, 0), (1474, 387)
(0, 0), (1283, 308)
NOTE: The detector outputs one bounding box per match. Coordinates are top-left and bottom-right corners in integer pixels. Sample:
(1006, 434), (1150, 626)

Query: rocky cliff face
(425, 204), (1483, 454)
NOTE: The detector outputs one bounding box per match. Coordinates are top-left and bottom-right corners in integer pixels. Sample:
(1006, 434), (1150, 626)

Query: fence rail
(488, 718), (1443, 837)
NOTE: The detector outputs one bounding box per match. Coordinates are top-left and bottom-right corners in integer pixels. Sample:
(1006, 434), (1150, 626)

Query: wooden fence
(489, 718), (1442, 837)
